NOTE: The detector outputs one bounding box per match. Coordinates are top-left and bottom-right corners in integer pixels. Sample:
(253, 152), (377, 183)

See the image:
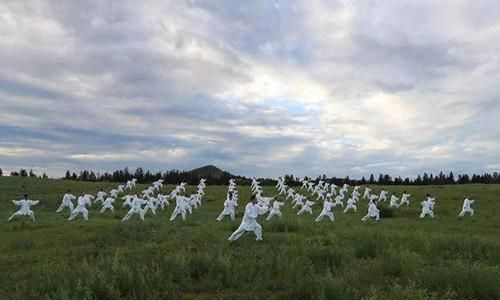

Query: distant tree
(447, 171), (455, 184)
(383, 174), (392, 185)
(65, 170), (71, 180)
(415, 175), (423, 185)
(42, 173), (48, 179)
(0, 168), (2, 176)
(10, 171), (19, 176)
(134, 168), (144, 183)
(369, 174), (375, 184)
(360, 176), (367, 184)
(20, 169), (28, 177)
(29, 169), (36, 177)
(71, 172), (78, 180)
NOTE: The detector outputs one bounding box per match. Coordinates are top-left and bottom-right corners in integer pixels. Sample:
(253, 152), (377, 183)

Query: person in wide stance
(8, 194), (40, 222)
(122, 194), (146, 221)
(420, 194), (435, 219)
(361, 199), (380, 222)
(68, 192), (92, 221)
(228, 194), (263, 242)
(266, 198), (284, 221)
(458, 196), (475, 217)
(56, 190), (76, 213)
(217, 192), (238, 221)
(315, 198), (335, 222)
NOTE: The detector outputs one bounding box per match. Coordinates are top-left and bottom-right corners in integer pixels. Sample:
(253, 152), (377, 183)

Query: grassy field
(0, 176), (499, 300)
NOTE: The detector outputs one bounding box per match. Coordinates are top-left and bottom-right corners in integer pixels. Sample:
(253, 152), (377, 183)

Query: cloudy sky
(1, 0), (499, 178)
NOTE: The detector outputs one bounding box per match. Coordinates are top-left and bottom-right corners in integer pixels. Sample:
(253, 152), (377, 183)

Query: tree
(20, 169), (28, 177)
(369, 174), (375, 184)
(42, 173), (48, 179)
(29, 169), (36, 177)
(447, 171), (455, 184)
(0, 168), (2, 176)
(65, 170), (71, 180)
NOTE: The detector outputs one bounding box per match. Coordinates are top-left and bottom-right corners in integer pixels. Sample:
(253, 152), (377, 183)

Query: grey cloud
(0, 1), (499, 178)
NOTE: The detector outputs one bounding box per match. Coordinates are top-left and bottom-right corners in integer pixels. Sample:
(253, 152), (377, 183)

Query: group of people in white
(8, 178), (208, 222)
(7, 176), (477, 243)
(223, 177), (477, 242)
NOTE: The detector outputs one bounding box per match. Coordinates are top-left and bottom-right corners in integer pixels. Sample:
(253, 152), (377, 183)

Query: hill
(189, 165), (229, 178)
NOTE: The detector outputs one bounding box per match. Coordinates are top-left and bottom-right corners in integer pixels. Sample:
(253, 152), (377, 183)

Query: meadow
(0, 176), (499, 300)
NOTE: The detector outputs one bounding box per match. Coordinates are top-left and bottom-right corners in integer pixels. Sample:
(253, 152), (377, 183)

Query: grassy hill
(0, 176), (499, 299)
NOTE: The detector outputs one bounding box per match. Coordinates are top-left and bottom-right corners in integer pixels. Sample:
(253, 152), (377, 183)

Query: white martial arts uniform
(361, 203), (380, 222)
(400, 193), (411, 206)
(379, 190), (388, 202)
(95, 191), (107, 204)
(266, 201), (284, 220)
(363, 187), (372, 199)
(315, 200), (334, 222)
(390, 195), (400, 208)
(100, 197), (115, 213)
(458, 198), (475, 217)
(333, 195), (344, 208)
(420, 197), (435, 218)
(143, 197), (157, 216)
(68, 196), (92, 221)
(56, 193), (76, 213)
(292, 194), (304, 209)
(228, 202), (263, 241)
(343, 197), (357, 213)
(122, 196), (146, 221)
(217, 198), (238, 221)
(8, 199), (39, 221)
(122, 195), (134, 208)
(297, 200), (315, 215)
(170, 195), (188, 221)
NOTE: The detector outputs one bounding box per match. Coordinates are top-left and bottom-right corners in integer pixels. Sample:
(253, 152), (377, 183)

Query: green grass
(1, 177), (499, 299)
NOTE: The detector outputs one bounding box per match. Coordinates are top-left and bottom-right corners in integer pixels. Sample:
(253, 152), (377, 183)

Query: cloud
(0, 0), (499, 178)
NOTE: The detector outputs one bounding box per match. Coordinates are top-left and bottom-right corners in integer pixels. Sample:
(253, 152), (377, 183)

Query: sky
(0, 0), (499, 179)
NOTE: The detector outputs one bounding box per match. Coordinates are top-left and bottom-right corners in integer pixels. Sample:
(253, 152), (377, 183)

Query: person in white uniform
(228, 194), (263, 241)
(420, 194), (435, 219)
(100, 197), (116, 213)
(361, 199), (380, 222)
(122, 194), (146, 221)
(297, 199), (315, 215)
(68, 192), (92, 221)
(458, 196), (475, 217)
(217, 192), (238, 221)
(266, 198), (284, 221)
(315, 198), (335, 222)
(56, 190), (76, 213)
(8, 194), (40, 222)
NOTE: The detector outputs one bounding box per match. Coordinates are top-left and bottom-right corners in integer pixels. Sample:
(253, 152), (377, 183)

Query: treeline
(59, 167), (277, 186)
(3, 168), (48, 179)
(283, 171), (500, 186)
(3, 167), (500, 186)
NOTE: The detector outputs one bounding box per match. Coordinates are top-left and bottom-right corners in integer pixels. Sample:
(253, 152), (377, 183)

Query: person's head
(67, 189), (71, 193)
(250, 194), (258, 204)
(100, 188), (103, 191)
(426, 193), (430, 197)
(23, 194), (28, 199)
(403, 190), (407, 193)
